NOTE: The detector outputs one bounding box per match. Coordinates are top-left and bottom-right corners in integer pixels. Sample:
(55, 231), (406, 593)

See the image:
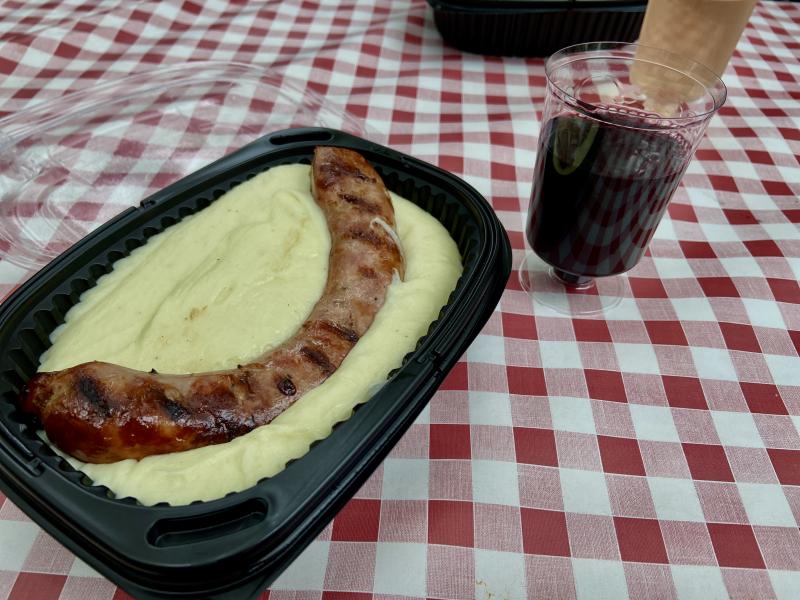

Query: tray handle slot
(146, 498), (268, 547)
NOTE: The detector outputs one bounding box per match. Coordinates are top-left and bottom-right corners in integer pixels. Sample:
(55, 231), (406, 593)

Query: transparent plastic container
(0, 61), (372, 271)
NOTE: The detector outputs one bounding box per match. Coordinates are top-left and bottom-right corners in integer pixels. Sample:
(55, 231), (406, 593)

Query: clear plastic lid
(0, 61), (373, 271)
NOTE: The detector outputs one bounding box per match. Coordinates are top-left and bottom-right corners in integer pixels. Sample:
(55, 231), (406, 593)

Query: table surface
(0, 1), (799, 599)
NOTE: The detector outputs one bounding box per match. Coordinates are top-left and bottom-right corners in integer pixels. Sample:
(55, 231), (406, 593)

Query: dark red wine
(526, 113), (691, 280)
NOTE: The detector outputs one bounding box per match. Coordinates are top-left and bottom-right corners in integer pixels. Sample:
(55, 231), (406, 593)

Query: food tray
(0, 127), (512, 599)
(427, 0), (646, 57)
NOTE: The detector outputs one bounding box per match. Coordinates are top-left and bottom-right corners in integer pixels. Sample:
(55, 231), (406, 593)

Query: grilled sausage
(20, 147), (404, 463)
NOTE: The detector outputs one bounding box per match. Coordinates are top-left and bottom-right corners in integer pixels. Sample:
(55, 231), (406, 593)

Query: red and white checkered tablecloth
(1, 1), (799, 599)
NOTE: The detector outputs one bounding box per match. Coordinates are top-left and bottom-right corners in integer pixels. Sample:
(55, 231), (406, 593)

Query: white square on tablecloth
(474, 549), (527, 600)
(560, 469), (612, 516)
(719, 257), (764, 278)
(738, 483), (797, 527)
(373, 542), (427, 597)
(629, 405), (681, 443)
(671, 298), (717, 323)
(539, 341), (583, 370)
(604, 297), (643, 322)
(270, 541), (330, 590)
(778, 164), (800, 184)
(68, 557), (103, 578)
(0, 520), (39, 570)
(724, 161), (761, 181)
(469, 391), (513, 426)
(472, 460), (520, 506)
(653, 258), (696, 280)
(671, 565), (729, 600)
(763, 223), (800, 241)
(466, 334), (507, 365)
(690, 347), (739, 381)
(699, 223), (742, 243)
(648, 477), (705, 522)
(789, 257), (800, 281)
(549, 396), (597, 435)
(686, 188), (723, 208)
(769, 570), (800, 600)
(381, 458), (429, 500)
(571, 558), (629, 600)
(614, 343), (662, 375)
(711, 411), (765, 448)
(764, 354), (800, 387)
(652, 217), (678, 241)
(743, 298), (787, 329)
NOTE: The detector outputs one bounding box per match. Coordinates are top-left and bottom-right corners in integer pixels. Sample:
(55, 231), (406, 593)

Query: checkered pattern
(1, 0), (799, 598)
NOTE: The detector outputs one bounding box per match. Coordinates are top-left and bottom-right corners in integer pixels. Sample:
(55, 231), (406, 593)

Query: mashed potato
(41, 164), (462, 506)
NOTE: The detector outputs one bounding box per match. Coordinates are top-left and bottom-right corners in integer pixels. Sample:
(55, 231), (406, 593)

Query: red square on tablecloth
(585, 370), (627, 403)
(331, 498), (381, 542)
(789, 329), (800, 356)
(441, 361), (468, 390)
(514, 427), (558, 467)
(708, 174), (739, 192)
(8, 574), (66, 600)
(662, 375), (708, 410)
(698, 277), (740, 298)
(598, 436), (646, 476)
(645, 321), (688, 346)
(520, 508), (570, 557)
(768, 278), (800, 304)
(679, 241), (716, 259)
(763, 180), (795, 196)
(503, 313), (538, 340)
(720, 322), (762, 353)
(613, 517), (668, 564)
(669, 203), (698, 222)
(682, 443), (734, 482)
(768, 449), (800, 485)
(744, 239), (783, 258)
(707, 523), (766, 569)
(428, 500), (474, 548)
(724, 208), (758, 225)
(573, 319), (612, 343)
(745, 149), (773, 165)
(430, 424), (471, 459)
(507, 366), (547, 396)
(740, 382), (788, 415)
(629, 278), (669, 298)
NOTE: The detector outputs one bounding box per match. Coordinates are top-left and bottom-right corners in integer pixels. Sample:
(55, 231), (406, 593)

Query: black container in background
(427, 0), (646, 57)
(0, 128), (511, 599)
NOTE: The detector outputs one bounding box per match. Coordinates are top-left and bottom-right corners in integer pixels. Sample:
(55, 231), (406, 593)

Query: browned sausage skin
(20, 147), (404, 463)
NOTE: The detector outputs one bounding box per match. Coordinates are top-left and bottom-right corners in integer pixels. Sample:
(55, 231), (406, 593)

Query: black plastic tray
(427, 0), (646, 57)
(0, 128), (511, 599)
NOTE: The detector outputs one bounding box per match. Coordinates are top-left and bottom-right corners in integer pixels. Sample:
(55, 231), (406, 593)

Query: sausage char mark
(318, 320), (360, 344)
(19, 146), (404, 463)
(338, 193), (381, 214)
(299, 345), (335, 375)
(347, 226), (391, 249)
(76, 375), (110, 417)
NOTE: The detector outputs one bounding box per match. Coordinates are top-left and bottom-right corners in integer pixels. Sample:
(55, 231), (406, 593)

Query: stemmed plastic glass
(519, 42), (726, 314)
